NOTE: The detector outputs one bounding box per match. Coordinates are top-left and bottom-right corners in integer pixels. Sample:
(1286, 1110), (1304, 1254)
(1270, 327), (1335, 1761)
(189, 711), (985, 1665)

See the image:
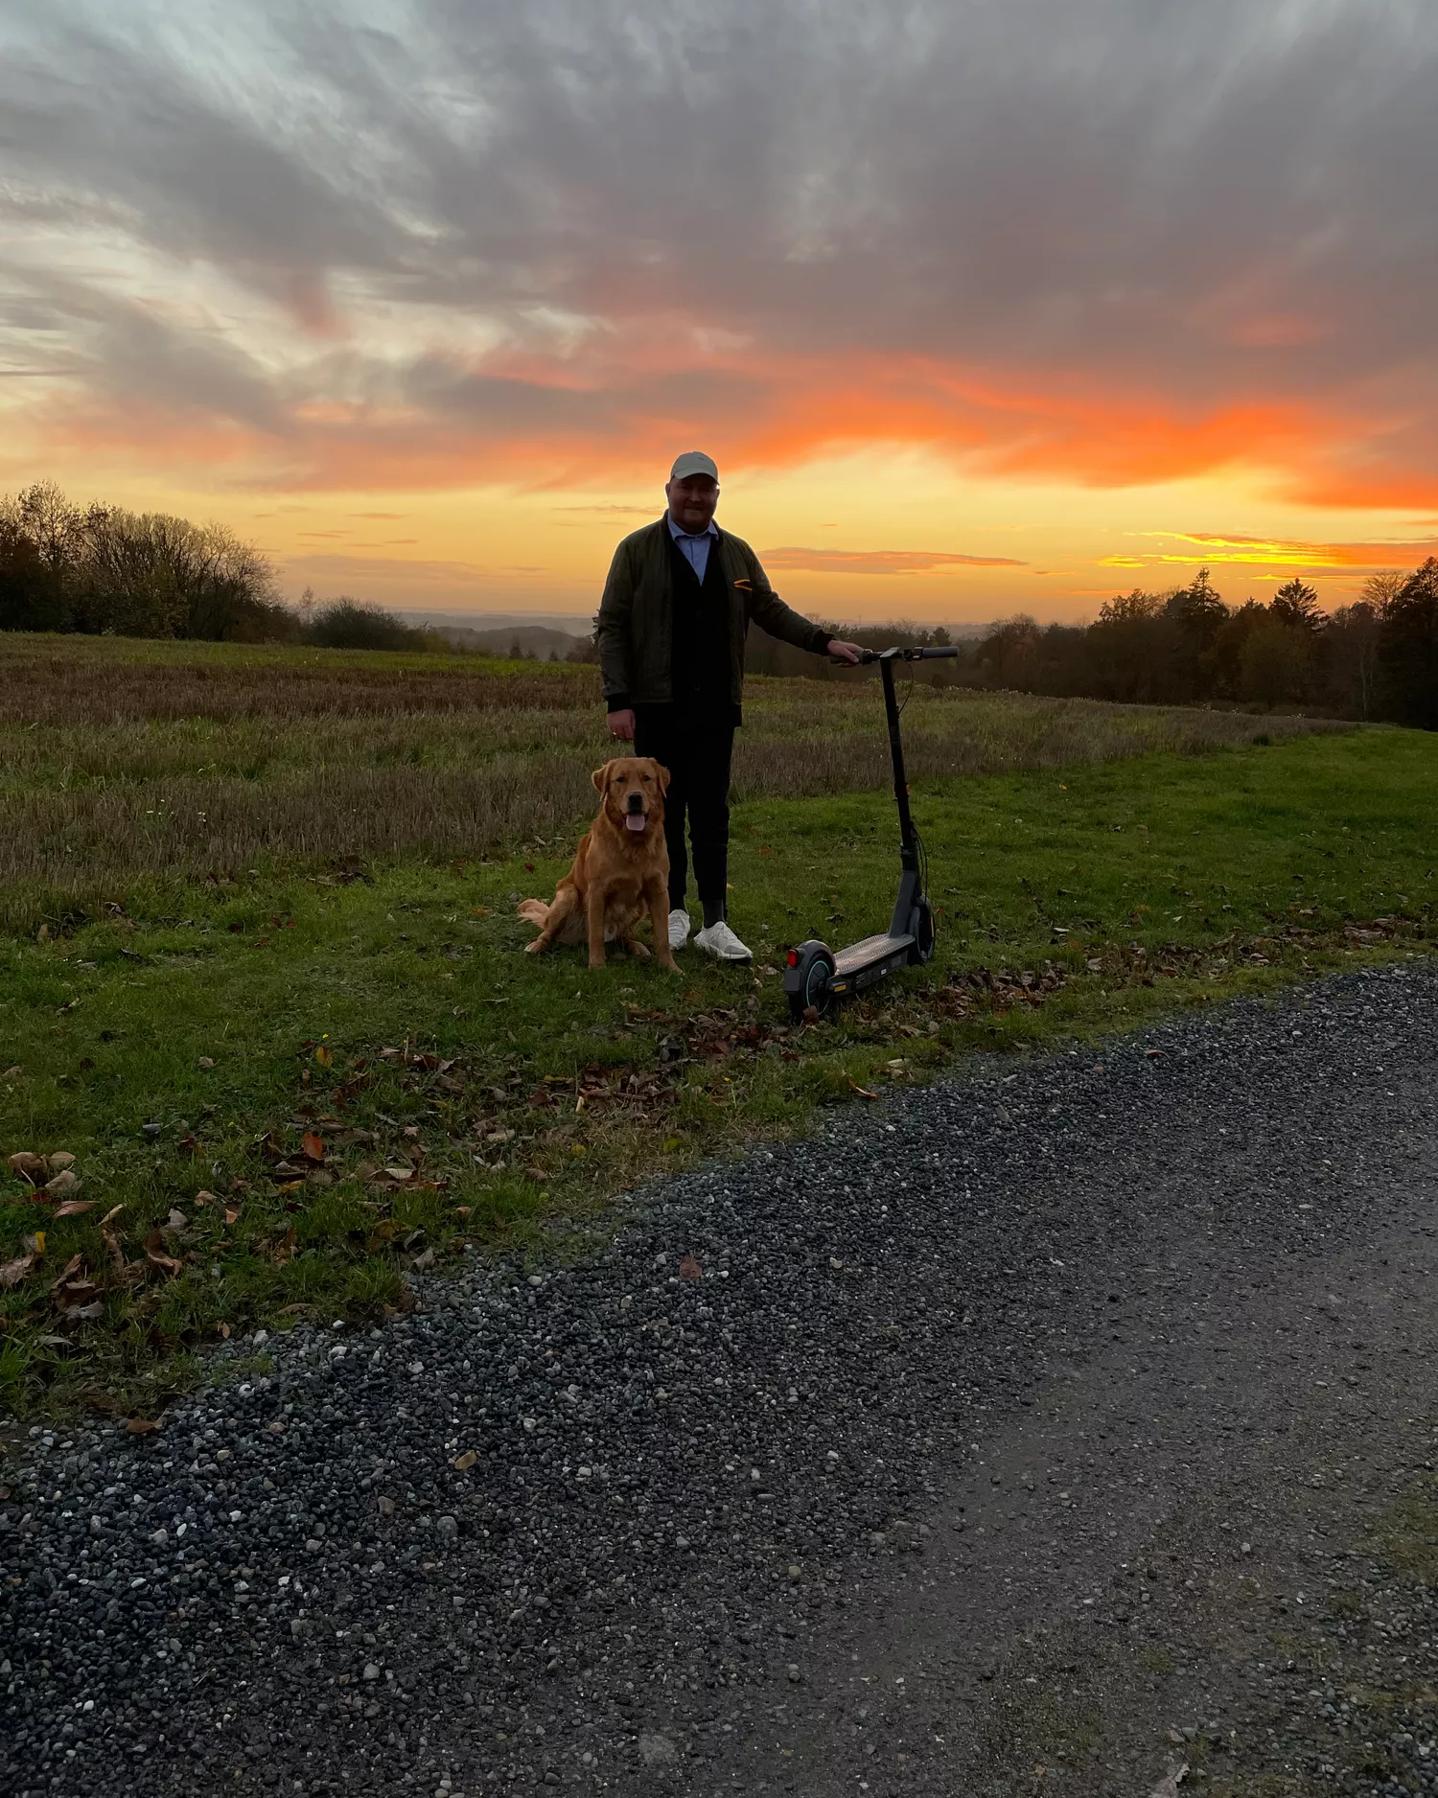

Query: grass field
(1, 631), (1433, 1422)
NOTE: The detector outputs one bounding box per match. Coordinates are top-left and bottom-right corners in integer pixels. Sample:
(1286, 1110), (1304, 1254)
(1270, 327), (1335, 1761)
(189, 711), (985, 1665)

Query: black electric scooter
(783, 645), (961, 1021)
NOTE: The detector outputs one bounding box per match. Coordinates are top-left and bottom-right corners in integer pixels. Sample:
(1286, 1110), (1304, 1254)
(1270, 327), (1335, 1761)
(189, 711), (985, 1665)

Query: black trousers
(633, 704), (736, 916)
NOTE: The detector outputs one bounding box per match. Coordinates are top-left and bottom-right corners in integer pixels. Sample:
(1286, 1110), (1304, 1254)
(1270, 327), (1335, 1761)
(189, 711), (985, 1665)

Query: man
(597, 451), (864, 964)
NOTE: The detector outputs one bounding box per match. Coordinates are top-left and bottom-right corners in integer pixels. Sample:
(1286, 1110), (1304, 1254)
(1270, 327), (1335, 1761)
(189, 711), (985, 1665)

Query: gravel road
(4, 960), (1437, 1797)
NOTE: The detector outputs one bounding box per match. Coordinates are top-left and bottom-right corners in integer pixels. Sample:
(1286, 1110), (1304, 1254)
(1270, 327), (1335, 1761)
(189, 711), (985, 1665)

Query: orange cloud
(760, 546), (1026, 574)
(1102, 531), (1438, 570)
(18, 328), (1438, 528)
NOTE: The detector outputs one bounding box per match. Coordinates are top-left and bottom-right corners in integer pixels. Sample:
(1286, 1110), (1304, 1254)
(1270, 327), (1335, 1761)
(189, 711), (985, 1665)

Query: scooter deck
(834, 931), (914, 977)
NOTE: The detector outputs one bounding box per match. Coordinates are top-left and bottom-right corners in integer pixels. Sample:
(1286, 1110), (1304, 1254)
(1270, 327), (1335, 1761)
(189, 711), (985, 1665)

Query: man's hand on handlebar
(826, 638), (865, 664)
(607, 707), (636, 742)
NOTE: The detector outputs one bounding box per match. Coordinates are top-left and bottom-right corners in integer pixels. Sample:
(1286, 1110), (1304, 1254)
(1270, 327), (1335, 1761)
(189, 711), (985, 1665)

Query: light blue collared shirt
(668, 514), (718, 583)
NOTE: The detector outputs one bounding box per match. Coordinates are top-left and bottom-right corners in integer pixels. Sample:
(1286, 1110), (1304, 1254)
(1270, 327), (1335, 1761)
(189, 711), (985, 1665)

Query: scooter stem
(879, 652), (919, 869)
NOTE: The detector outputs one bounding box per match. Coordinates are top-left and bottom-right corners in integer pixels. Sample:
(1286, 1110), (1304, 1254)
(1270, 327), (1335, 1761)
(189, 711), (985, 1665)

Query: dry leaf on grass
(143, 1231), (184, 1277)
(97, 1205), (128, 1275)
(8, 1151), (49, 1185)
(43, 1168), (81, 1197)
(0, 1248), (38, 1288)
(53, 1198), (95, 1218)
(48, 1251), (83, 1289)
(301, 1131), (326, 1163)
(48, 1252), (103, 1323)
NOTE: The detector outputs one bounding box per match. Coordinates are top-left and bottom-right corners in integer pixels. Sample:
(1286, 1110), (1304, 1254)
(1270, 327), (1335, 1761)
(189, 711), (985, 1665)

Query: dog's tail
(515, 897), (549, 930)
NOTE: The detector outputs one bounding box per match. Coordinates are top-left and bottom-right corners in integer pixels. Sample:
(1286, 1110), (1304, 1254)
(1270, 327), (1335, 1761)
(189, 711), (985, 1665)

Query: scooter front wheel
(788, 946), (837, 1022)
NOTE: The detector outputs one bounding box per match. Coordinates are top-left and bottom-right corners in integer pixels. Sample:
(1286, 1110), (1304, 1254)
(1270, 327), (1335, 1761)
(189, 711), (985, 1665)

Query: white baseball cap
(669, 451), (719, 482)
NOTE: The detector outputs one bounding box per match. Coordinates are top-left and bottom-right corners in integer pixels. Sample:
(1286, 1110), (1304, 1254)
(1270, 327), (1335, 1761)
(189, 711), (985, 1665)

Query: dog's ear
(651, 758), (672, 794)
(592, 760), (611, 794)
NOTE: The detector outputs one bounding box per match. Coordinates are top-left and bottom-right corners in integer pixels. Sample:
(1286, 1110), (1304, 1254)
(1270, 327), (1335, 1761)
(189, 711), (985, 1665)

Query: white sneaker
(694, 920), (752, 963)
(667, 908), (692, 952)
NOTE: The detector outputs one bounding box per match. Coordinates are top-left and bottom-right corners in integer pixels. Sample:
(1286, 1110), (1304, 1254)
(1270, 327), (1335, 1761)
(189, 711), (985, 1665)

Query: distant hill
(435, 623), (590, 659)
(398, 609), (594, 638)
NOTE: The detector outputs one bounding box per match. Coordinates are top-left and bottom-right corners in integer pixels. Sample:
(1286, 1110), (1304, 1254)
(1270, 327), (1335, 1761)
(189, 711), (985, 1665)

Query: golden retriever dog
(517, 756), (679, 972)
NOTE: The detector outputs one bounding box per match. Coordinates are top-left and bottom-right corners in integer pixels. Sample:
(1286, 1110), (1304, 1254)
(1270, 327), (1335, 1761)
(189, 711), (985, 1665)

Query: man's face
(665, 475), (719, 534)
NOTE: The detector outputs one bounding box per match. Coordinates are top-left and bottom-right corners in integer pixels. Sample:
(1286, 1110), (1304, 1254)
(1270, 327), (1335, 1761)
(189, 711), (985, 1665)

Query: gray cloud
(2, 0), (1436, 496)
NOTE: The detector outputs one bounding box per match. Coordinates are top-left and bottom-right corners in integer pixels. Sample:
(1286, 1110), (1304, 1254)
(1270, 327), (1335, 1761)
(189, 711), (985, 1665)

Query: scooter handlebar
(843, 645), (962, 664)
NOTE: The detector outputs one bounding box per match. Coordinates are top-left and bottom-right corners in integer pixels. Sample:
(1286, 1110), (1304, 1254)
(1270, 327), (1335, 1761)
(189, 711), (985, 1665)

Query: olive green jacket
(596, 518), (829, 711)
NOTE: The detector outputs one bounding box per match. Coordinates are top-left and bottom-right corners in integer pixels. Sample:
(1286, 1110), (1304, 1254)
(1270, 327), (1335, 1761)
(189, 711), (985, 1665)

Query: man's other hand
(827, 639), (865, 664)
(607, 707), (636, 741)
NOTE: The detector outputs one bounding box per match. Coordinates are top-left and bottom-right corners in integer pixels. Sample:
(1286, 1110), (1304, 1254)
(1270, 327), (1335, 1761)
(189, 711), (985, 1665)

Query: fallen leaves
(267, 1225), (298, 1264)
(526, 1063), (679, 1119)
(925, 962), (1071, 1023)
(50, 1252), (103, 1321)
(143, 1230), (185, 1278)
(1, 1247), (38, 1288)
(451, 1449), (478, 1471)
(97, 1205), (128, 1276)
(9, 1149), (72, 1188)
(678, 1254), (703, 1281)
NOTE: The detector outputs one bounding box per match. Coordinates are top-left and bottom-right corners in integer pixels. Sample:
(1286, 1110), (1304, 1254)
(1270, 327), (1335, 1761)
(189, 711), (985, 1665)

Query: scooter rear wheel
(788, 947), (837, 1022)
(910, 898), (936, 965)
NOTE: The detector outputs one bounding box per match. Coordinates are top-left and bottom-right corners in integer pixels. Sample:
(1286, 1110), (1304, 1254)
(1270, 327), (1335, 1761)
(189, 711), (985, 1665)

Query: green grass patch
(1, 723), (1434, 1422)
(1371, 1477), (1438, 1585)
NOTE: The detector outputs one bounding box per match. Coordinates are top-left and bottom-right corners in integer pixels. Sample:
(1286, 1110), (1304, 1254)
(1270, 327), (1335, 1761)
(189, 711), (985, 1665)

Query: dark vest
(665, 527), (733, 711)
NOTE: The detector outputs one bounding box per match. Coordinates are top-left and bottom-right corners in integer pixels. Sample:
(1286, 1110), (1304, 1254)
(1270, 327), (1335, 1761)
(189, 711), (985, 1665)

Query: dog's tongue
(624, 813), (647, 833)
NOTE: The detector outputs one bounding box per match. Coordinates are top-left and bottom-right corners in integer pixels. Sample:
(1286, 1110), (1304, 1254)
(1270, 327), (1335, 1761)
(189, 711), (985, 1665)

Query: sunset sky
(3, 0), (1436, 625)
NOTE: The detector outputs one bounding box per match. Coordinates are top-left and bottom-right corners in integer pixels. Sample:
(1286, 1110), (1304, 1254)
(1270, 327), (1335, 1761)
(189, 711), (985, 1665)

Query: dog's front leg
(586, 884), (608, 969)
(647, 876), (679, 972)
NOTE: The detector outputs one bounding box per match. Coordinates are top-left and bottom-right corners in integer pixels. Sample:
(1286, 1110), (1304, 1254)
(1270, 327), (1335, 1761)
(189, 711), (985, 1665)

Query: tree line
(740, 562), (1438, 730)
(6, 482), (1434, 726)
(0, 482), (440, 651)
